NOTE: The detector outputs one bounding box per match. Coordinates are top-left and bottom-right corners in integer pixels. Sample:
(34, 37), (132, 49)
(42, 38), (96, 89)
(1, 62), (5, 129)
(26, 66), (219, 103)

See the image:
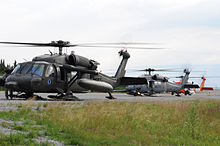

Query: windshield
(12, 63), (46, 76)
(27, 64), (45, 76)
(11, 64), (22, 74)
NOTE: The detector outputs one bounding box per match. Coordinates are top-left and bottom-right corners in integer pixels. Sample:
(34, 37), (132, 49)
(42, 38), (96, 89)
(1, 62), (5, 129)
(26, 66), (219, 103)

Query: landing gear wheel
(105, 92), (116, 100)
(9, 90), (13, 99)
(176, 94), (181, 97)
(5, 88), (8, 100)
(63, 91), (81, 101)
(185, 90), (189, 95)
(5, 88), (13, 100)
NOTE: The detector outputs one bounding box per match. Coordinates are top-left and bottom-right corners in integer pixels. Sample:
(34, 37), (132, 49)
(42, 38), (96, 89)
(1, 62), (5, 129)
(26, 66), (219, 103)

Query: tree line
(0, 59), (17, 74)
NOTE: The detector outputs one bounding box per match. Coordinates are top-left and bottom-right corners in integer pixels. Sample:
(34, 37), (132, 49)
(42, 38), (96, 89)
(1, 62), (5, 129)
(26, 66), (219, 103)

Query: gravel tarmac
(0, 90), (219, 103)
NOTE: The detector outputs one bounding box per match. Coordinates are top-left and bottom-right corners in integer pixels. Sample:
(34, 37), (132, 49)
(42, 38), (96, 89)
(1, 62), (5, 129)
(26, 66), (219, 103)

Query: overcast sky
(0, 0), (219, 86)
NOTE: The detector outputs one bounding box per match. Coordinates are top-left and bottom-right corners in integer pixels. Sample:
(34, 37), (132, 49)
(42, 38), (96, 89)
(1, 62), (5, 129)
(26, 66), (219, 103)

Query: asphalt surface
(0, 89), (219, 103)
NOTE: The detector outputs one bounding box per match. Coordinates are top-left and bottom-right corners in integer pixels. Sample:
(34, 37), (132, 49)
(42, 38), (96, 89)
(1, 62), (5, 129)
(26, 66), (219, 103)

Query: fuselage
(126, 81), (183, 94)
(5, 61), (88, 94)
(4, 50), (130, 95)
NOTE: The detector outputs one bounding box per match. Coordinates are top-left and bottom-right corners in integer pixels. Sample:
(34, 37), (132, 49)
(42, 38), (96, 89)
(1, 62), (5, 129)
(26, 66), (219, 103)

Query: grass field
(0, 100), (219, 145)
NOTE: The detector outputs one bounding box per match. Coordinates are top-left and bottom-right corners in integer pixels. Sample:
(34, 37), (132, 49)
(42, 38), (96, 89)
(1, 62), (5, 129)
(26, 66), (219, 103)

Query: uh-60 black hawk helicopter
(124, 68), (200, 96)
(0, 40), (158, 100)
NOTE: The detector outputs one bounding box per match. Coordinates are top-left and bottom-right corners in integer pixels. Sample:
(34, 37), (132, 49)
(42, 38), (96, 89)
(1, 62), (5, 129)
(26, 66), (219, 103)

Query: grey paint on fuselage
(126, 82), (182, 94)
(126, 69), (191, 95)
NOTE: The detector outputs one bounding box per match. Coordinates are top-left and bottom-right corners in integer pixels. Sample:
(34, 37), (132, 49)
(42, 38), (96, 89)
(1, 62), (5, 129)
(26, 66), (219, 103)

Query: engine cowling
(67, 55), (99, 69)
(152, 74), (168, 82)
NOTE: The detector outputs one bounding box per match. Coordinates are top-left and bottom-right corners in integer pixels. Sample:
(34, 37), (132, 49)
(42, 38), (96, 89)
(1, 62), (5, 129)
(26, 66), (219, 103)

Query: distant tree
(0, 59), (12, 73)
(2, 59), (5, 68)
(6, 64), (11, 68)
(0, 59), (5, 73)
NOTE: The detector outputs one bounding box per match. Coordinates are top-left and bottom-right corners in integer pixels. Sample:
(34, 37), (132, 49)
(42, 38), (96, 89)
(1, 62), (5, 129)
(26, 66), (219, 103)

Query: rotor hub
(51, 40), (70, 47)
(50, 40), (71, 55)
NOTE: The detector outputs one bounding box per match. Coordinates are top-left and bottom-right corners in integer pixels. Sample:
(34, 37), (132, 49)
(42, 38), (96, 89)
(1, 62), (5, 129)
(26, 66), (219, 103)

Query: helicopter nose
(5, 81), (18, 90)
(5, 74), (33, 92)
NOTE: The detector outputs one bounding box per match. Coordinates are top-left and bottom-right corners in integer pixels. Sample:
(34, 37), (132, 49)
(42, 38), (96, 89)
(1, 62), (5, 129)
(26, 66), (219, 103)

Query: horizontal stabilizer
(183, 84), (199, 88)
(201, 87), (213, 91)
(119, 77), (147, 85)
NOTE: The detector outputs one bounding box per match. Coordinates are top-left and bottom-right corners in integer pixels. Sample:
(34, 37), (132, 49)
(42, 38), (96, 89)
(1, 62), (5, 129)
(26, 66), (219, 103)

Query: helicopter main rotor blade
(136, 68), (181, 72)
(72, 42), (162, 45)
(0, 40), (166, 54)
(0, 40), (74, 48)
(0, 41), (52, 46)
(189, 76), (220, 78)
(70, 45), (165, 50)
(0, 41), (165, 49)
(0, 41), (160, 47)
(168, 75), (220, 79)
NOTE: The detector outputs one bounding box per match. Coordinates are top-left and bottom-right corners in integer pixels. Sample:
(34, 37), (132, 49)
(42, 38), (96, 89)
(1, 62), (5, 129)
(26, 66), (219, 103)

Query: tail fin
(181, 69), (190, 86)
(200, 76), (206, 91)
(114, 50), (130, 79)
(200, 76), (213, 91)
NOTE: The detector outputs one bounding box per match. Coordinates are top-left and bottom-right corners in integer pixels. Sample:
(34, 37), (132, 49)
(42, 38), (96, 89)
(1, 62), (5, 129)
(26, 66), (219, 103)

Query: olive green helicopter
(0, 40), (159, 100)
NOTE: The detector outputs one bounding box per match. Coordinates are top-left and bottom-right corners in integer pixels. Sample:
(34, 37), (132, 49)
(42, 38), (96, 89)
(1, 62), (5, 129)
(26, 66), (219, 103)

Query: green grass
(0, 100), (219, 145)
(0, 132), (50, 146)
(0, 86), (4, 91)
(114, 85), (126, 90)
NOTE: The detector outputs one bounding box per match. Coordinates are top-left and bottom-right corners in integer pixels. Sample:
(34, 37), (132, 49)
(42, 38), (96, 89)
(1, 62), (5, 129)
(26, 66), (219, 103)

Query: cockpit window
(27, 64), (45, 76)
(11, 64), (22, 74)
(12, 63), (45, 76)
(12, 63), (31, 74)
(21, 63), (32, 74)
(45, 65), (55, 77)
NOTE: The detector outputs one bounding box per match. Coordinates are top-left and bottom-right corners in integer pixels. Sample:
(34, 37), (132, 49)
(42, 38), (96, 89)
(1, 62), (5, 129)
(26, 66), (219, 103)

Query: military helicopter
(182, 75), (220, 92)
(124, 68), (199, 96)
(0, 40), (158, 100)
